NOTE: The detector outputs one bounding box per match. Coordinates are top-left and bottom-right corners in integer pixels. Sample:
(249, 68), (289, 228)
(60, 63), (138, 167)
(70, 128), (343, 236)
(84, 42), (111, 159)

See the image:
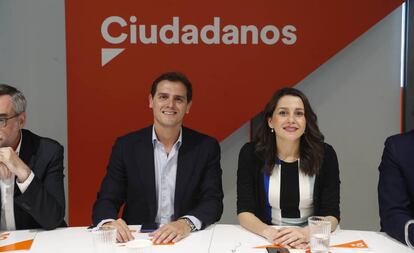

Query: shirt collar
(152, 126), (182, 148)
(15, 130), (22, 155)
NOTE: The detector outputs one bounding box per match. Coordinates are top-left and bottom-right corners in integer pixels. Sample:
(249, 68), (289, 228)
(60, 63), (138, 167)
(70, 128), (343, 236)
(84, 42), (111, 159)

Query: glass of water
(91, 226), (117, 253)
(308, 216), (331, 253)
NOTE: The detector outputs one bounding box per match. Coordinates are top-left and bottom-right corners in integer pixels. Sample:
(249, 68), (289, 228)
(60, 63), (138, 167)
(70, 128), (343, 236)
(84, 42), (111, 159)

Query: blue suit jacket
(378, 130), (414, 245)
(92, 126), (224, 228)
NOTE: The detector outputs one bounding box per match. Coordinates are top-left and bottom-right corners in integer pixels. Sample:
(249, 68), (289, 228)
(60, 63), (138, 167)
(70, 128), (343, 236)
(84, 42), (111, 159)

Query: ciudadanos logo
(101, 16), (297, 67)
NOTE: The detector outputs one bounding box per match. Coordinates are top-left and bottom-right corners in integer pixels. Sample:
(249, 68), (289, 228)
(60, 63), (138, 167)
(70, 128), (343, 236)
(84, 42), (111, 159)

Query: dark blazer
(1, 129), (66, 230)
(378, 130), (414, 245)
(92, 126), (224, 228)
(237, 142), (340, 224)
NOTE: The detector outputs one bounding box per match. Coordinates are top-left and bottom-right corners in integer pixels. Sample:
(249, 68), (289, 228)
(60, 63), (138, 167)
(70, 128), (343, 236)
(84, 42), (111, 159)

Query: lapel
(174, 127), (196, 216)
(19, 130), (37, 166)
(134, 126), (157, 220)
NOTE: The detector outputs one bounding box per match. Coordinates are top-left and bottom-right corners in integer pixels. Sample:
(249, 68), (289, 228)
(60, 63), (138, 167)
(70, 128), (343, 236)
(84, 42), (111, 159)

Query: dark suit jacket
(237, 142), (340, 224)
(378, 130), (414, 245)
(92, 126), (223, 228)
(1, 129), (66, 230)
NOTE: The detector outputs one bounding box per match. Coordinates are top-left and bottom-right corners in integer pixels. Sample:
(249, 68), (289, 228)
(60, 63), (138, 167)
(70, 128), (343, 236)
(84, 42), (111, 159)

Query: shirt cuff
(96, 219), (115, 228)
(16, 171), (34, 193)
(183, 215), (202, 230)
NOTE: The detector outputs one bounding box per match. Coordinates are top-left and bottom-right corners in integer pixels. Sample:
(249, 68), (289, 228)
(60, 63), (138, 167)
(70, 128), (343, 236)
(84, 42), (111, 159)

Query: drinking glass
(91, 226), (117, 253)
(308, 216), (331, 253)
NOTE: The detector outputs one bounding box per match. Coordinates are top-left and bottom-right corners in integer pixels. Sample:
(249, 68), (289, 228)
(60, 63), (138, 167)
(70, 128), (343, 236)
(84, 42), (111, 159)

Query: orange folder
(0, 239), (33, 252)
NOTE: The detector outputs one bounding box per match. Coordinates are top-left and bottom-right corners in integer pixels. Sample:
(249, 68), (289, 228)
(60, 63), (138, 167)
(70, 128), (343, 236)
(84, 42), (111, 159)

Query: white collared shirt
(152, 127), (181, 225)
(152, 127), (201, 230)
(0, 133), (35, 231)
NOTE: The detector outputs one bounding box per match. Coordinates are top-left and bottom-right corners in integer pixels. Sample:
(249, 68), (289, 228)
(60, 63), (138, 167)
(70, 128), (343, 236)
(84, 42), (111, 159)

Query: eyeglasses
(0, 114), (20, 128)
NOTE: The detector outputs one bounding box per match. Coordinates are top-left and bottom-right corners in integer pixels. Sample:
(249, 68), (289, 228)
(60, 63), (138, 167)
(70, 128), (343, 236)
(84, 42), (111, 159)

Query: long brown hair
(253, 87), (324, 176)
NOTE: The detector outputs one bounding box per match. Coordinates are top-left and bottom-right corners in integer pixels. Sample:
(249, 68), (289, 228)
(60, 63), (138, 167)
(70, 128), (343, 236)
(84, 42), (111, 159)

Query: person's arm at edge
(378, 137), (414, 245)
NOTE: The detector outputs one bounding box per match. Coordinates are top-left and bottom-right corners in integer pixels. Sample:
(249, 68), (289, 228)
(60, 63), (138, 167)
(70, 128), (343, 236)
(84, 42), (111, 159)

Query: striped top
(263, 160), (315, 225)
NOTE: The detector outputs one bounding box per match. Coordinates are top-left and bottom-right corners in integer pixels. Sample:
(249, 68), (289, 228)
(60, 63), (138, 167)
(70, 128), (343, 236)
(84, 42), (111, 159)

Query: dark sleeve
(316, 144), (340, 221)
(14, 142), (66, 230)
(92, 138), (127, 226)
(237, 143), (259, 215)
(186, 138), (224, 227)
(378, 137), (414, 245)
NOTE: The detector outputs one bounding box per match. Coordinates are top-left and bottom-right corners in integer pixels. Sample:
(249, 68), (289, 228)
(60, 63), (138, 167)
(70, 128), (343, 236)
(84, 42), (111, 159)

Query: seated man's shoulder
(23, 129), (63, 151)
(385, 130), (414, 147)
(239, 142), (256, 155)
(182, 127), (219, 146)
(116, 125), (152, 143)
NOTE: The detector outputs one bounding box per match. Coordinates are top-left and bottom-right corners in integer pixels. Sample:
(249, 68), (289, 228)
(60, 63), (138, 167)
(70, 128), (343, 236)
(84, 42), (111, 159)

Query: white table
(208, 224), (413, 253)
(29, 225), (213, 253)
(3, 224), (413, 253)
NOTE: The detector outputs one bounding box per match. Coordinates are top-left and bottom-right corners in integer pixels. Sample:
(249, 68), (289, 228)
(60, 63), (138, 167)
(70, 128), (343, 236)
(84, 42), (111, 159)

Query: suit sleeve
(92, 138), (127, 226)
(237, 143), (258, 215)
(316, 144), (340, 221)
(186, 138), (223, 228)
(378, 138), (414, 245)
(14, 142), (66, 230)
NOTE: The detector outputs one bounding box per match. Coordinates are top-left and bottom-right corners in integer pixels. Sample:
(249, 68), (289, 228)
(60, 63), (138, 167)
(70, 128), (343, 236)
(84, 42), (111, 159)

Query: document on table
(0, 230), (37, 252)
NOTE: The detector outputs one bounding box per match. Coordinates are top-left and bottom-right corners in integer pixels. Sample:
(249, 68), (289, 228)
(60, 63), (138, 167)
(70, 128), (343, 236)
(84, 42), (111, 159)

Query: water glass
(308, 216), (331, 253)
(405, 219), (414, 248)
(91, 226), (117, 253)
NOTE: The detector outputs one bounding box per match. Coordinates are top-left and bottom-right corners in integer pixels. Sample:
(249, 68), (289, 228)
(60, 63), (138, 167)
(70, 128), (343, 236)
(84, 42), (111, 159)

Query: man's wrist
(16, 165), (31, 183)
(96, 219), (116, 229)
(16, 170), (34, 193)
(179, 217), (196, 232)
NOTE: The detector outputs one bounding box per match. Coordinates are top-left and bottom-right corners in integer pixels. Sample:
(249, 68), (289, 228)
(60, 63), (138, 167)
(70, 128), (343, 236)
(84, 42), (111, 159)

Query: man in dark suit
(378, 130), (414, 245)
(92, 72), (223, 243)
(0, 84), (65, 230)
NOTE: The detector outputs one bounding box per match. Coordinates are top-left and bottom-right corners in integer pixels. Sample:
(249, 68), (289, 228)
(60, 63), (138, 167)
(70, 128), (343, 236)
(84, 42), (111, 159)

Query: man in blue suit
(378, 130), (414, 245)
(92, 72), (223, 244)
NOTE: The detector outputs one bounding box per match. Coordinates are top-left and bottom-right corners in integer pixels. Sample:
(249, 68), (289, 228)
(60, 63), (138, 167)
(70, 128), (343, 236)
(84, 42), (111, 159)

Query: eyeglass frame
(0, 113), (20, 128)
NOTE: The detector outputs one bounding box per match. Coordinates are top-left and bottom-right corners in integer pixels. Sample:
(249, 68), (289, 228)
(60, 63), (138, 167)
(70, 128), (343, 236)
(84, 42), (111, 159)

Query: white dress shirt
(151, 127), (201, 229)
(0, 134), (35, 231)
(153, 127), (180, 225)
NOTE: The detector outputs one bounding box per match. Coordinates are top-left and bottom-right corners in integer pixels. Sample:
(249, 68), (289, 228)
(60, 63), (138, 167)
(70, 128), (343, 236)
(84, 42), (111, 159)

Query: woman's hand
(262, 226), (281, 243)
(273, 227), (309, 248)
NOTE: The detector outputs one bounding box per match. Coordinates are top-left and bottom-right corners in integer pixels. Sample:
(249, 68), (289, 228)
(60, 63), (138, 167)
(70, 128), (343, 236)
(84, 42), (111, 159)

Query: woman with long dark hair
(237, 87), (340, 248)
